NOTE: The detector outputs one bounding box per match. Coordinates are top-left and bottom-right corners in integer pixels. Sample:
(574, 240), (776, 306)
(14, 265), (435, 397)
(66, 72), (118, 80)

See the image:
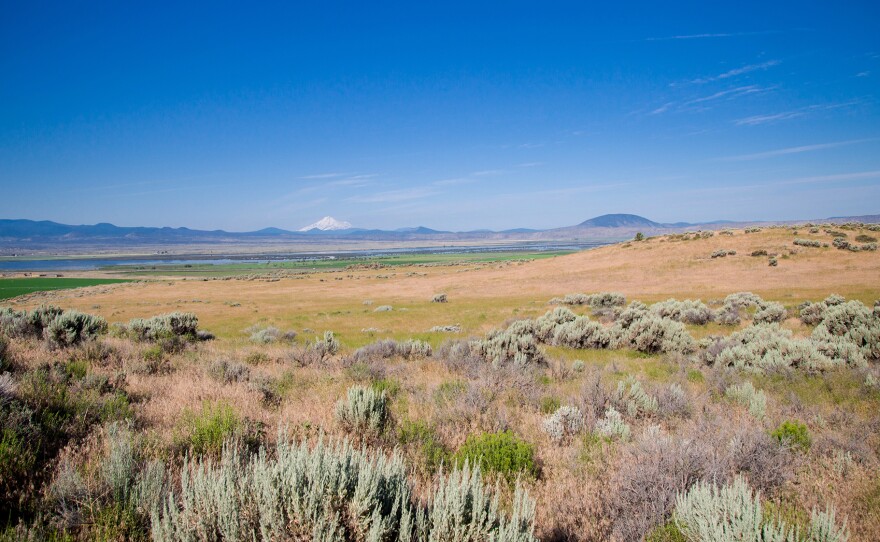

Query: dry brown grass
(9, 227), (878, 345)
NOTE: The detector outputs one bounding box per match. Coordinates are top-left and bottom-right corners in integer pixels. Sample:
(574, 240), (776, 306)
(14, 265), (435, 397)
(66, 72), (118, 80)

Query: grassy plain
(0, 277), (130, 301)
(4, 225), (880, 540)
(13, 226), (878, 342)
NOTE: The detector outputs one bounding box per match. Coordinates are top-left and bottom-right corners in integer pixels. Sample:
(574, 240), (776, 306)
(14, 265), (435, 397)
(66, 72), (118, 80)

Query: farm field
(1, 225), (879, 541)
(0, 277), (131, 301)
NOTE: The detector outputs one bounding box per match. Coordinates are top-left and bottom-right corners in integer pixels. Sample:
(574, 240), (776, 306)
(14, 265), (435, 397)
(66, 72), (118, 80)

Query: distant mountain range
(1, 213), (877, 252)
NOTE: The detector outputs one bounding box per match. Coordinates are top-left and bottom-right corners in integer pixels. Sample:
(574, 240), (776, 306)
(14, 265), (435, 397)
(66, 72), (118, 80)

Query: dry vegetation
(1, 224), (879, 541)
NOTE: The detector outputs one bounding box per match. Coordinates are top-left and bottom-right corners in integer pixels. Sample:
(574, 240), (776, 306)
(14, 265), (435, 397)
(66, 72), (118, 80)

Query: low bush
(207, 358), (250, 384)
(657, 383), (691, 419)
(152, 432), (537, 542)
(771, 420), (811, 451)
(551, 316), (612, 349)
(126, 312), (199, 342)
(611, 312), (695, 354)
(753, 301), (786, 324)
(651, 299), (713, 325)
(673, 477), (848, 542)
(431, 293), (448, 303)
(595, 407), (630, 441)
(614, 376), (658, 418)
(397, 420), (450, 474)
(713, 324), (836, 373)
(44, 310), (107, 348)
(248, 325), (280, 344)
(454, 430), (538, 483)
(175, 401), (246, 456)
(542, 405), (584, 443)
(550, 292), (625, 308)
(811, 300), (879, 363)
(856, 234), (878, 243)
(724, 381), (767, 419)
(611, 427), (711, 541)
(750, 249), (768, 257)
(534, 307), (578, 341)
(346, 338), (433, 364)
(429, 324), (462, 333)
(710, 249), (736, 258)
(474, 320), (545, 368)
(0, 305), (64, 339)
(335, 385), (390, 437)
(794, 238), (822, 247)
(374, 305), (393, 312)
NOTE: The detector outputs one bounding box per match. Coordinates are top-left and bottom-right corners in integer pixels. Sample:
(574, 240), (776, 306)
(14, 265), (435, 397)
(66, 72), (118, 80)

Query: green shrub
(646, 521), (687, 542)
(397, 419), (449, 474)
(334, 385), (389, 437)
(771, 421), (811, 451)
(371, 377), (401, 397)
(176, 401), (241, 456)
(454, 430), (538, 483)
(539, 395), (561, 414)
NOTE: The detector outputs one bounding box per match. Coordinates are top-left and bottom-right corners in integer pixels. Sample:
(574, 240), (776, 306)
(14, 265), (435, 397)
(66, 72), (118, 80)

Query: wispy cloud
(856, 71), (871, 77)
(299, 172), (345, 179)
(644, 31), (779, 42)
(733, 100), (864, 126)
(734, 111), (804, 125)
(649, 102), (675, 115)
(719, 60), (781, 79)
(719, 139), (872, 161)
(471, 169), (505, 177)
(516, 162), (544, 168)
(685, 85), (769, 105)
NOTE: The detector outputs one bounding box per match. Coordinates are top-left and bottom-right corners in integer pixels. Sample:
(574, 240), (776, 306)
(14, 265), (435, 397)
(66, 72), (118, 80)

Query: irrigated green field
(0, 277), (131, 300)
(101, 250), (574, 277)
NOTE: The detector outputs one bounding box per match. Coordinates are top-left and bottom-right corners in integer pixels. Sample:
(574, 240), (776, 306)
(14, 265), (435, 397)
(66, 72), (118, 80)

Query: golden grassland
(4, 225), (880, 540)
(12, 225), (879, 343)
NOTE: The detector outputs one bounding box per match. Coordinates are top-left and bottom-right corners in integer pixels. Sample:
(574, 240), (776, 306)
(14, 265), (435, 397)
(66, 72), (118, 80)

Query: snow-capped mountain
(298, 216), (353, 231)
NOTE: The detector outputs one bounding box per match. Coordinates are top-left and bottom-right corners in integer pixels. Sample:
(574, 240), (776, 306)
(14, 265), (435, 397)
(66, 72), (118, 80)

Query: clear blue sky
(1, 1), (878, 231)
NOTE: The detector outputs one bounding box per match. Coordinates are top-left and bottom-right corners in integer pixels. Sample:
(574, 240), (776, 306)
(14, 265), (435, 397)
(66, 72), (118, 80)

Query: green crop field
(102, 251), (574, 277)
(0, 277), (131, 301)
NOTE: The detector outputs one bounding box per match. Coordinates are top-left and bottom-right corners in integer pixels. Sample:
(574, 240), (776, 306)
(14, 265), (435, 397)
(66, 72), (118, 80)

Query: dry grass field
(2, 225), (879, 541)
(12, 225), (879, 341)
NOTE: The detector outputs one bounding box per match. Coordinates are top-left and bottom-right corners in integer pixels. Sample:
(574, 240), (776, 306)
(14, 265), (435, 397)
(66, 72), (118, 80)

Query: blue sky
(1, 1), (879, 231)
